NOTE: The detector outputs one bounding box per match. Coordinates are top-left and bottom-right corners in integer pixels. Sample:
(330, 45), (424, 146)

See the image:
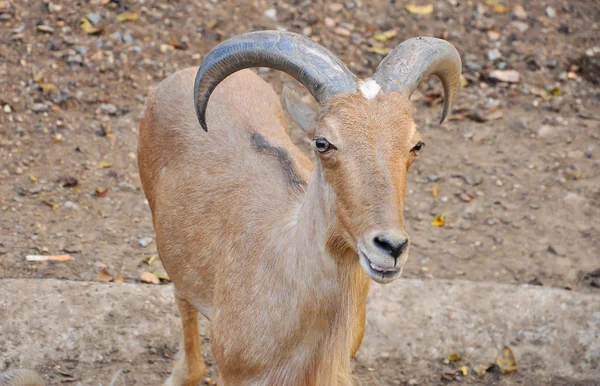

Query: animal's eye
(411, 141), (425, 153)
(314, 137), (335, 153)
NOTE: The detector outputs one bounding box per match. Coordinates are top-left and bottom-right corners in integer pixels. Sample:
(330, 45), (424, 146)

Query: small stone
(487, 31), (501, 41)
(36, 25), (55, 34)
(465, 61), (482, 71)
(459, 192), (472, 202)
(408, 380), (418, 386)
(64, 201), (78, 210)
(263, 8), (277, 21)
(486, 48), (501, 62)
(495, 179), (503, 186)
(489, 70), (520, 83)
(537, 125), (554, 137)
(546, 59), (558, 69)
(334, 27), (351, 37)
(512, 21), (529, 32)
(512, 5), (528, 20)
(324, 17), (336, 28)
(86, 12), (102, 25)
(546, 6), (556, 18)
(67, 54), (83, 64)
(30, 103), (49, 113)
(3, 104), (11, 113)
(138, 237), (154, 247)
(329, 3), (344, 12)
(99, 103), (117, 115)
(564, 165), (582, 180)
(122, 31), (133, 44)
(302, 27), (312, 36)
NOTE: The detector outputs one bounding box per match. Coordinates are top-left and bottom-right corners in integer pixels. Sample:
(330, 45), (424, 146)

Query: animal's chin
(358, 251), (402, 284)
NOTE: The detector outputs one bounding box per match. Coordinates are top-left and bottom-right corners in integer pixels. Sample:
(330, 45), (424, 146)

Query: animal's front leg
(164, 295), (207, 386)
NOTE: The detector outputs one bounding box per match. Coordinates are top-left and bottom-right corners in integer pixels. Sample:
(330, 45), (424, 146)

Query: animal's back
(138, 68), (312, 315)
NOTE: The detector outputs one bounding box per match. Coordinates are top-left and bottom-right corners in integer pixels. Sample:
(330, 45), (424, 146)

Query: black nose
(373, 234), (408, 259)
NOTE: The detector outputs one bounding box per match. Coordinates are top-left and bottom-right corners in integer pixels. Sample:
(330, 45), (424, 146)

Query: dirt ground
(0, 0), (599, 385)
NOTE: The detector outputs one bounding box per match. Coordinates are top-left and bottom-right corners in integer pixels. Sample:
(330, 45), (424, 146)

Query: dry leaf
(39, 82), (57, 93)
(365, 46), (392, 55)
(28, 173), (38, 183)
(460, 74), (468, 88)
(117, 11), (139, 22)
(373, 29), (398, 42)
(432, 214), (445, 227)
(405, 4), (434, 15)
(474, 363), (494, 377)
(169, 36), (188, 50)
(143, 254), (158, 265)
(431, 183), (439, 201)
(97, 268), (114, 282)
(447, 353), (462, 362)
(41, 199), (58, 209)
(26, 254), (71, 262)
(459, 366), (469, 376)
(140, 271), (160, 284)
(80, 18), (102, 35)
(99, 160), (112, 168)
(113, 274), (125, 283)
(154, 272), (171, 282)
(95, 187), (109, 197)
(496, 346), (518, 374)
(486, 0), (508, 14)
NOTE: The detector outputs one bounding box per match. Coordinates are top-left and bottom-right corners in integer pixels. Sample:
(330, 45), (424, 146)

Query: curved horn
(371, 37), (461, 123)
(194, 31), (357, 132)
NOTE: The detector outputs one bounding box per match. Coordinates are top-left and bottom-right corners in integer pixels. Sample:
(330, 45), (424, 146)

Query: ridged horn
(371, 37), (462, 123)
(194, 31), (358, 132)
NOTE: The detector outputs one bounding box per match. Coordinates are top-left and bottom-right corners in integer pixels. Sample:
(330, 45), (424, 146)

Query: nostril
(373, 235), (408, 259)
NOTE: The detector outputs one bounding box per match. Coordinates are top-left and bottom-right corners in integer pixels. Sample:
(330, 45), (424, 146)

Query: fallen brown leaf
(365, 46), (392, 55)
(431, 183), (439, 201)
(97, 268), (114, 282)
(143, 254), (158, 265)
(447, 352), (462, 362)
(80, 18), (102, 35)
(432, 214), (445, 227)
(95, 187), (109, 197)
(117, 11), (139, 22)
(406, 4), (434, 15)
(113, 274), (125, 283)
(496, 346), (518, 374)
(373, 29), (398, 42)
(140, 271), (160, 284)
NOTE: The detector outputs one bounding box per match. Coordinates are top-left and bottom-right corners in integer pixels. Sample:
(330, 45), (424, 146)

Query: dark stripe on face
(250, 132), (307, 192)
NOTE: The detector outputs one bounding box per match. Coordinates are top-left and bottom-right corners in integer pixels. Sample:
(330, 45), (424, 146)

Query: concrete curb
(0, 279), (598, 384)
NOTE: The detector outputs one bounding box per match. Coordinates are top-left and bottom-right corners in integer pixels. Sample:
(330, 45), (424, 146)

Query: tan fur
(138, 68), (421, 385)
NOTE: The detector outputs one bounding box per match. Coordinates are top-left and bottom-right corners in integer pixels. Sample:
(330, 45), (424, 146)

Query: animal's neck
(274, 167), (362, 384)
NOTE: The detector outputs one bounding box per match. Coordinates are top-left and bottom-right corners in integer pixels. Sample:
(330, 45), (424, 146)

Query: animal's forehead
(318, 92), (415, 136)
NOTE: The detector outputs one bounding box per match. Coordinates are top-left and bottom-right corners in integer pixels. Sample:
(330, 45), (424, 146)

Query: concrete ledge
(0, 279), (598, 384)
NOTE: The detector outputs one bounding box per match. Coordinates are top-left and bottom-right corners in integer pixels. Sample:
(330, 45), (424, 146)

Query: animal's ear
(282, 87), (316, 133)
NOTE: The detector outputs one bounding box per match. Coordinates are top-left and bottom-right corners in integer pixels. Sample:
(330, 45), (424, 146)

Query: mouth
(359, 250), (402, 284)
